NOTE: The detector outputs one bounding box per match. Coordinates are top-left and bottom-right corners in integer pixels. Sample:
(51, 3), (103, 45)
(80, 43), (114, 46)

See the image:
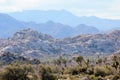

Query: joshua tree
(112, 61), (119, 70)
(112, 56), (119, 70)
(85, 59), (90, 67)
(97, 58), (103, 66)
(75, 55), (84, 67)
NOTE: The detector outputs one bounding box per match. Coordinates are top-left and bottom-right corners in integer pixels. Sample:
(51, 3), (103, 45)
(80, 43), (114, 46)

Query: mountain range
(0, 10), (120, 38)
(0, 13), (99, 38)
(0, 29), (120, 60)
(9, 10), (120, 31)
(0, 10), (120, 61)
(1, 10), (120, 39)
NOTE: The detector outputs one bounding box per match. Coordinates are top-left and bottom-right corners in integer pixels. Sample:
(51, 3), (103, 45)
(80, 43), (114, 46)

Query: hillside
(0, 29), (120, 60)
(108, 50), (120, 59)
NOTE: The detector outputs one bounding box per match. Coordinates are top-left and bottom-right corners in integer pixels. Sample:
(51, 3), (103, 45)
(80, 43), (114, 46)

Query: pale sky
(0, 0), (120, 19)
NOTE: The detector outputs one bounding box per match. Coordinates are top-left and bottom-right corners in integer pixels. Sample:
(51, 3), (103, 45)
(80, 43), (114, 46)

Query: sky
(0, 0), (120, 19)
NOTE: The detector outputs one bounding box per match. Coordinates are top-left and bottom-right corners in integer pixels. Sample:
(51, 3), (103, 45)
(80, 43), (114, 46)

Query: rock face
(0, 29), (120, 60)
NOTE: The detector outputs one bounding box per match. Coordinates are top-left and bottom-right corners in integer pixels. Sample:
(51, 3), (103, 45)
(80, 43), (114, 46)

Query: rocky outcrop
(0, 29), (120, 60)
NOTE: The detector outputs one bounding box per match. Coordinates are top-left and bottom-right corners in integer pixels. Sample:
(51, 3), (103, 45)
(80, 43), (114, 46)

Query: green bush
(86, 67), (94, 75)
(38, 64), (57, 80)
(97, 76), (104, 80)
(94, 66), (109, 77)
(89, 75), (96, 79)
(89, 75), (104, 80)
(64, 67), (79, 75)
(112, 74), (120, 80)
(50, 65), (62, 74)
(0, 64), (34, 80)
(77, 67), (87, 73)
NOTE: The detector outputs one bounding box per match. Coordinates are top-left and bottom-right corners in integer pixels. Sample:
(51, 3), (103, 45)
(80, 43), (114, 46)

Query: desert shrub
(75, 56), (84, 66)
(0, 64), (34, 80)
(96, 76), (104, 80)
(86, 67), (94, 75)
(104, 66), (114, 75)
(94, 66), (110, 77)
(89, 75), (104, 80)
(97, 58), (103, 64)
(64, 67), (71, 74)
(77, 66), (87, 73)
(38, 64), (57, 80)
(96, 77), (104, 80)
(112, 61), (119, 70)
(64, 66), (87, 75)
(70, 68), (79, 75)
(89, 75), (96, 79)
(50, 65), (62, 74)
(64, 67), (79, 75)
(112, 74), (120, 80)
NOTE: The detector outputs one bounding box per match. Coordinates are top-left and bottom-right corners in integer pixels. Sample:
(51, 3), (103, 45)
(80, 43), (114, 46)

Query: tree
(85, 59), (90, 67)
(112, 61), (119, 70)
(112, 56), (119, 71)
(53, 56), (67, 68)
(96, 58), (102, 65)
(75, 56), (84, 67)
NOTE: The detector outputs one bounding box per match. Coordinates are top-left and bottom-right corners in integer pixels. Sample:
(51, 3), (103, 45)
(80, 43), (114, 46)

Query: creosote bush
(94, 66), (112, 77)
(0, 64), (34, 80)
(86, 67), (94, 75)
(64, 67), (79, 75)
(112, 74), (120, 80)
(37, 64), (57, 80)
(0, 55), (119, 80)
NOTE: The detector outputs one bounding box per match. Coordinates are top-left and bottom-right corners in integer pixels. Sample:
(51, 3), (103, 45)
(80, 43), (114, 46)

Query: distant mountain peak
(46, 21), (55, 24)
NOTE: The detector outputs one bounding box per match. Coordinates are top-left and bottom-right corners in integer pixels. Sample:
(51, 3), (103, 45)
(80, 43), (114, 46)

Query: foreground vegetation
(0, 55), (119, 80)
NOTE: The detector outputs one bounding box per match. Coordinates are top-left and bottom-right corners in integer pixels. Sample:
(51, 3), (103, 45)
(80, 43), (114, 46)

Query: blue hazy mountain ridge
(9, 10), (120, 31)
(0, 13), (99, 38)
(37, 21), (99, 38)
(38, 21), (74, 38)
(9, 10), (80, 27)
(74, 24), (99, 35)
(0, 13), (27, 38)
